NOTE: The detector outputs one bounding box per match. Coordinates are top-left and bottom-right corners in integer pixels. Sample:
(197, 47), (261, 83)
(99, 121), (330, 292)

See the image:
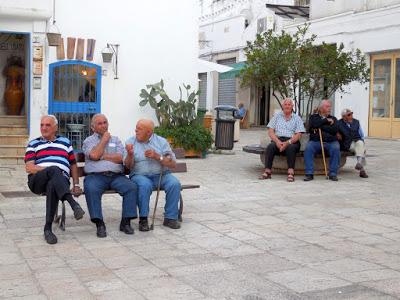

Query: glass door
(369, 53), (398, 138)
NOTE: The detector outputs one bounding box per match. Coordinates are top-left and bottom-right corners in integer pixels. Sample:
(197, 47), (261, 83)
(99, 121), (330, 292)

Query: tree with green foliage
(241, 26), (370, 121)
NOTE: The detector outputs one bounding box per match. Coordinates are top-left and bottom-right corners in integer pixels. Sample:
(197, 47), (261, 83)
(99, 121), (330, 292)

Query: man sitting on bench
(304, 100), (340, 182)
(83, 114), (138, 238)
(124, 119), (181, 230)
(259, 98), (305, 182)
(25, 115), (85, 245)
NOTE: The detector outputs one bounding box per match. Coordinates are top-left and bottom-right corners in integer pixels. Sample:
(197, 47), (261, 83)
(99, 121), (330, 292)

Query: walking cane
(150, 171), (163, 230)
(318, 128), (329, 179)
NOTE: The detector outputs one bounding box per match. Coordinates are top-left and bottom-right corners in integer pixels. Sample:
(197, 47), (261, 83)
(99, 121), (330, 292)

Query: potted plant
(140, 80), (213, 157)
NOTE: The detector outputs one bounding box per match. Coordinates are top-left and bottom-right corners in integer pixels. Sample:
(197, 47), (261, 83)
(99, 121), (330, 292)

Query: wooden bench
(55, 149), (200, 229)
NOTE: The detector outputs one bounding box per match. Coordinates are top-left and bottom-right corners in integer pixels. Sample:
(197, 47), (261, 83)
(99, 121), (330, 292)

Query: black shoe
(360, 170), (369, 178)
(163, 218), (181, 229)
(303, 175), (314, 181)
(119, 221), (134, 235)
(139, 219), (150, 232)
(329, 175), (338, 181)
(72, 204), (85, 220)
(44, 230), (57, 244)
(96, 223), (107, 238)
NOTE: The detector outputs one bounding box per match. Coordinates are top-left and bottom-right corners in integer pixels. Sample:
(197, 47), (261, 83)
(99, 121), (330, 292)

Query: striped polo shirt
(24, 135), (76, 177)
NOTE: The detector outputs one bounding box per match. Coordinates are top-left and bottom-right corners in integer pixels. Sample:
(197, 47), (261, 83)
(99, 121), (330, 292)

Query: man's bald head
(135, 119), (155, 142)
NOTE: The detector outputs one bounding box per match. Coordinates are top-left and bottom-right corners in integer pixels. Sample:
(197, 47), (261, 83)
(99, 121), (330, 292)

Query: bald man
(304, 100), (340, 181)
(124, 119), (181, 230)
(83, 114), (138, 238)
(25, 115), (85, 244)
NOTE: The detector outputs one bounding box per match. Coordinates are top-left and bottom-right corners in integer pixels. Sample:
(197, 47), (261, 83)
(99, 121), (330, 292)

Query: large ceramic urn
(3, 65), (24, 115)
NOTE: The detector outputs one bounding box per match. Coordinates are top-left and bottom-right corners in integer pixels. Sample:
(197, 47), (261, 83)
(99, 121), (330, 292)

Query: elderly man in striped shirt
(25, 115), (85, 244)
(260, 98), (305, 182)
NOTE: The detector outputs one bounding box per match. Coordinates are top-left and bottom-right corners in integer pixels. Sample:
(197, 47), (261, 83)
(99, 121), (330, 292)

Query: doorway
(0, 32), (30, 117)
(369, 52), (400, 138)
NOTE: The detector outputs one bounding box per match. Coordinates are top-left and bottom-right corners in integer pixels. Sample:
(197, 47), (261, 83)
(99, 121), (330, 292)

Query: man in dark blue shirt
(338, 108), (368, 178)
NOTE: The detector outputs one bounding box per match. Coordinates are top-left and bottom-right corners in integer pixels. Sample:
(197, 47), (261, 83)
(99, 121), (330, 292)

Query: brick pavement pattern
(0, 129), (400, 299)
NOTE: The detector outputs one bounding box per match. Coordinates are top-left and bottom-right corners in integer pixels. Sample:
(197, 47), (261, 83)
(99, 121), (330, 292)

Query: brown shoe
(360, 170), (368, 178)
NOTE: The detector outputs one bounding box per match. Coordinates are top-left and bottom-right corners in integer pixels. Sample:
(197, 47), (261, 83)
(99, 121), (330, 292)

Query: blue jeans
(304, 140), (341, 176)
(84, 174), (138, 222)
(130, 173), (181, 220)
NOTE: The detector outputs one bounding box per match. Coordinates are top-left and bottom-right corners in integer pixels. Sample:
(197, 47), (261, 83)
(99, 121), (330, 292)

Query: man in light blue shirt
(124, 119), (181, 230)
(260, 98), (305, 182)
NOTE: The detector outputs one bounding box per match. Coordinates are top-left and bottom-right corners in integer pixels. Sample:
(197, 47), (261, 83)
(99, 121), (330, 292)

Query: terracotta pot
(184, 149), (202, 158)
(4, 66), (24, 115)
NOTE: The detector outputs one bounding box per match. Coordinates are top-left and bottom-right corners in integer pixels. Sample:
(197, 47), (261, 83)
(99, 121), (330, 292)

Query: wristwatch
(159, 155), (164, 162)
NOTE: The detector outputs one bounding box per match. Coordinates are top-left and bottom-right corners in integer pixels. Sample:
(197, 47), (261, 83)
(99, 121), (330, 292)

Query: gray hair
(91, 113), (107, 126)
(282, 98), (294, 106)
(41, 115), (58, 126)
(319, 99), (331, 108)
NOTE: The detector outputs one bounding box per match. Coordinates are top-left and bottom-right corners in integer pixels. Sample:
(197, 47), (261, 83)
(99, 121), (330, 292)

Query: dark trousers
(264, 137), (301, 169)
(28, 166), (72, 227)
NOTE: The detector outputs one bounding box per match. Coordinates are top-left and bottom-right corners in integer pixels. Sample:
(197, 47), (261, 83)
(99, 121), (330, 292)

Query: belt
(86, 171), (121, 177)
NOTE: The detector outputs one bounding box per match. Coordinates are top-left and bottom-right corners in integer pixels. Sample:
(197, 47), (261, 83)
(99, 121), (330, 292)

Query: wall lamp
(101, 43), (119, 79)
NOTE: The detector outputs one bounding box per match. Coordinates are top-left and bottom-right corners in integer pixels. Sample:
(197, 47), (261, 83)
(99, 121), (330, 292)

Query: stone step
(0, 115), (27, 126)
(0, 145), (26, 156)
(0, 155), (25, 165)
(0, 125), (28, 135)
(0, 134), (29, 145)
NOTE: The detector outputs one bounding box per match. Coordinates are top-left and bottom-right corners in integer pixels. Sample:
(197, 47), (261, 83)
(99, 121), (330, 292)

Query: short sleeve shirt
(24, 135), (76, 178)
(267, 112), (305, 138)
(82, 133), (124, 173)
(124, 134), (176, 176)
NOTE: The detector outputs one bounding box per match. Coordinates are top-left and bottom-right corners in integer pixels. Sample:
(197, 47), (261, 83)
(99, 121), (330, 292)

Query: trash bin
(214, 105), (237, 150)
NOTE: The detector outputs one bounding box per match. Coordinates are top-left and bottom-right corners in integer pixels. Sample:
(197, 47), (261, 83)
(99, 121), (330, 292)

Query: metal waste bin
(214, 105), (237, 150)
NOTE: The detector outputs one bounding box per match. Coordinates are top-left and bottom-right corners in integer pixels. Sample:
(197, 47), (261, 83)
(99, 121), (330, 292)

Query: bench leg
(52, 201), (66, 231)
(178, 193), (183, 222)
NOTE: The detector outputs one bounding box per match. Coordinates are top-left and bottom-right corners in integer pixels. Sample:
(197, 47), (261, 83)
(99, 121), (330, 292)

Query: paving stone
(300, 284), (398, 300)
(265, 267), (351, 293)
(1, 132), (400, 299)
(0, 276), (40, 298)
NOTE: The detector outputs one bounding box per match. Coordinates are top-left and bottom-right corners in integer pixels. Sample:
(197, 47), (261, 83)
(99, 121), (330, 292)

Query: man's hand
(25, 163), (42, 174)
(101, 131), (111, 143)
(145, 149), (160, 161)
(336, 133), (342, 141)
(71, 186), (82, 197)
(126, 144), (134, 156)
(326, 118), (334, 125)
(279, 141), (289, 152)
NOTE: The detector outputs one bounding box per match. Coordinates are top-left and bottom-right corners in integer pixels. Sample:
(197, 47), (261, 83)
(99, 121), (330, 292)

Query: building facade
(0, 0), (199, 163)
(198, 0), (306, 126)
(287, 0), (400, 138)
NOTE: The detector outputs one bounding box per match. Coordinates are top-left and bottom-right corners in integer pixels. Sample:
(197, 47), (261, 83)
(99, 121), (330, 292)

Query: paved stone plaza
(1, 128), (400, 299)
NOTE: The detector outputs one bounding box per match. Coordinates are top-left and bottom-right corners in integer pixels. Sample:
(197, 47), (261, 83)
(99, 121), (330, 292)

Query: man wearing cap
(337, 109), (368, 178)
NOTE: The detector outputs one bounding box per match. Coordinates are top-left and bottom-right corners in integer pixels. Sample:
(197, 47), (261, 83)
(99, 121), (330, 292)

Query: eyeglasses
(346, 113), (353, 117)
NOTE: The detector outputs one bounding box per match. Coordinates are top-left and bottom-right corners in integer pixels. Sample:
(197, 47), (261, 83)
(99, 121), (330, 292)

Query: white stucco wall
(287, 3), (400, 135)
(1, 0), (199, 142)
(310, 0), (400, 20)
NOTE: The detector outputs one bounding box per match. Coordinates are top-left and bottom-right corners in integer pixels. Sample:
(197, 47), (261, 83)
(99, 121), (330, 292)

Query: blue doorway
(48, 60), (101, 150)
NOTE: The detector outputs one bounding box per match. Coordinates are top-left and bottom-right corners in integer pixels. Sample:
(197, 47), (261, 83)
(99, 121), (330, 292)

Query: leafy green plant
(139, 79), (200, 128)
(154, 125), (213, 152)
(241, 25), (369, 121)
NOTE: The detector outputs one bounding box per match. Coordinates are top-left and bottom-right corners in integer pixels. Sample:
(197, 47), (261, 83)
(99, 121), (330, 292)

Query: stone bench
(243, 135), (354, 175)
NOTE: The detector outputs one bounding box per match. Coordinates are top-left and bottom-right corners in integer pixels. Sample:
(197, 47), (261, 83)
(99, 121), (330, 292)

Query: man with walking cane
(124, 119), (181, 230)
(304, 100), (341, 182)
